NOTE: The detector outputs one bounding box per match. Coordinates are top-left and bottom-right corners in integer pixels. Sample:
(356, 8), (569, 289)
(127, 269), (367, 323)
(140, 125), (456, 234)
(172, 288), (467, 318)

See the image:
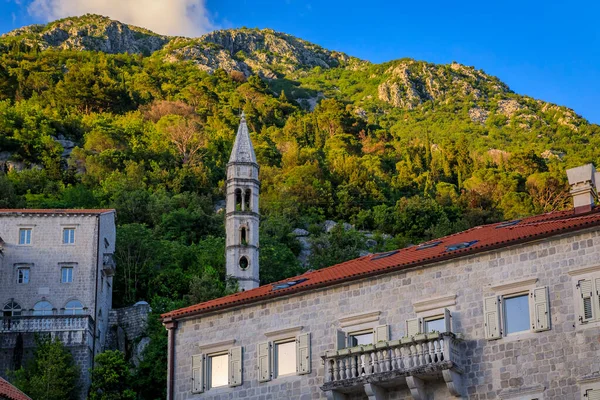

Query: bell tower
(226, 112), (260, 291)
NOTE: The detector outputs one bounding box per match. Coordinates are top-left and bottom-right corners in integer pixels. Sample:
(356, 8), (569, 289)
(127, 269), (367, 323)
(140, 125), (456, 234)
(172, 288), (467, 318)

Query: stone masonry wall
(173, 228), (600, 400)
(106, 302), (151, 357)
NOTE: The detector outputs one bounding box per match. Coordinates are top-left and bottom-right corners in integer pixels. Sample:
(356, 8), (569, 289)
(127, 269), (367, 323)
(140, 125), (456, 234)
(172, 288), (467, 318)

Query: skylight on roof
(496, 220), (521, 229)
(271, 278), (308, 291)
(371, 250), (400, 261)
(445, 240), (478, 252)
(416, 240), (443, 250)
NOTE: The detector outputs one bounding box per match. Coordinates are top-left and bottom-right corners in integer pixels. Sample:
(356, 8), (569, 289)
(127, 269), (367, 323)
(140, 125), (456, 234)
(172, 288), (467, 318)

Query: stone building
(225, 112), (260, 292)
(0, 209), (116, 394)
(163, 160), (600, 400)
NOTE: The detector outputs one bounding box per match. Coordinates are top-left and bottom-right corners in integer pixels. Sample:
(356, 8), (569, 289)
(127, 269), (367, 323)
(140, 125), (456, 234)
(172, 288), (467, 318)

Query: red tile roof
(162, 208), (600, 321)
(0, 377), (31, 400)
(0, 209), (114, 215)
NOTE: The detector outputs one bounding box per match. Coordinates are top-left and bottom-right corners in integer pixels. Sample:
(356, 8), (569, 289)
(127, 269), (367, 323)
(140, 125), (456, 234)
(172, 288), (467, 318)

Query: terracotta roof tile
(162, 208), (600, 321)
(0, 209), (114, 215)
(0, 377), (31, 400)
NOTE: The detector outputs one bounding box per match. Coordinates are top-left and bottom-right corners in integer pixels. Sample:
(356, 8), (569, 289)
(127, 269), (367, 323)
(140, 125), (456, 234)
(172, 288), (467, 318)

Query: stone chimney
(566, 164), (599, 213)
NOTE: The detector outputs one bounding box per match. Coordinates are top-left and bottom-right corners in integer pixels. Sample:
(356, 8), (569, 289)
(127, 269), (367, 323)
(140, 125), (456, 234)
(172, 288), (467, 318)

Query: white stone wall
(173, 228), (600, 400)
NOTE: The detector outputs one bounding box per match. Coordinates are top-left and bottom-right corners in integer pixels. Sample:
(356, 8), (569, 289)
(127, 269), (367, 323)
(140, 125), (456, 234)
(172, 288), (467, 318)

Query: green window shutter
(228, 346), (243, 387)
(336, 330), (347, 350)
(296, 332), (311, 375)
(579, 279), (594, 323)
(257, 342), (271, 382)
(587, 389), (600, 400)
(405, 318), (421, 337)
(444, 308), (452, 333)
(483, 295), (501, 340)
(374, 325), (389, 342)
(531, 286), (550, 332)
(191, 354), (204, 393)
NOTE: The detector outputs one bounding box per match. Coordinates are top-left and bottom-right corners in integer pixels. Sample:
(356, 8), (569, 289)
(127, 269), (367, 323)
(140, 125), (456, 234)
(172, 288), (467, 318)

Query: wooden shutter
(530, 286), (550, 332)
(257, 342), (271, 382)
(191, 354), (204, 393)
(579, 279), (594, 323)
(595, 278), (600, 321)
(444, 308), (452, 333)
(374, 324), (389, 342)
(406, 318), (422, 337)
(228, 346), (243, 387)
(296, 333), (311, 375)
(587, 389), (600, 400)
(483, 295), (501, 339)
(336, 330), (347, 350)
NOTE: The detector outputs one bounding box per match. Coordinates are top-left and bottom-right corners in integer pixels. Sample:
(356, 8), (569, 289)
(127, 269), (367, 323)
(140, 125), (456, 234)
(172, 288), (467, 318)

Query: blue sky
(1, 0), (599, 124)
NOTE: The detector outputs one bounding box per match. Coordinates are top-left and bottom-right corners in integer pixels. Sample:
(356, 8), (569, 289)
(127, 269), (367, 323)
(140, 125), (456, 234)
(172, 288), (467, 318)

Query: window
(17, 267), (30, 284)
(240, 227), (247, 245)
(274, 340), (296, 377)
(244, 189), (251, 210)
(63, 228), (75, 244)
(64, 300), (83, 315)
(337, 325), (388, 349)
(258, 332), (311, 382)
(3, 301), (21, 317)
(483, 286), (550, 340)
(424, 316), (446, 333)
(577, 277), (600, 323)
(504, 294), (530, 334)
(191, 346), (243, 393)
(235, 189), (242, 211)
(348, 331), (374, 347)
(239, 256), (248, 270)
(406, 309), (451, 336)
(585, 388), (600, 400)
(61, 267), (73, 283)
(33, 301), (53, 316)
(18, 228), (31, 245)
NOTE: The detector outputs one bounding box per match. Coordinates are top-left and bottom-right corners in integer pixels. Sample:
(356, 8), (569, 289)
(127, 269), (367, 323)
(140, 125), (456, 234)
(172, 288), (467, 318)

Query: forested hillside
(1, 14), (599, 397)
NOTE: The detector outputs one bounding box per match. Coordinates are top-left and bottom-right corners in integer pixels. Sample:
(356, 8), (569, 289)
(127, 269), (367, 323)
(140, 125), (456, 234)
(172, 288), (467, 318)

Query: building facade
(163, 164), (600, 400)
(0, 209), (116, 394)
(225, 112), (260, 292)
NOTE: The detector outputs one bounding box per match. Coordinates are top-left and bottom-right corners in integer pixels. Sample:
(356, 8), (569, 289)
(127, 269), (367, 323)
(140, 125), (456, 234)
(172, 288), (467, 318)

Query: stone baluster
(333, 358), (341, 381)
(427, 340), (435, 364)
(441, 336), (447, 362)
(365, 352), (373, 375)
(327, 359), (335, 382)
(385, 348), (391, 372)
(351, 354), (358, 378)
(392, 347), (401, 370)
(345, 355), (352, 379)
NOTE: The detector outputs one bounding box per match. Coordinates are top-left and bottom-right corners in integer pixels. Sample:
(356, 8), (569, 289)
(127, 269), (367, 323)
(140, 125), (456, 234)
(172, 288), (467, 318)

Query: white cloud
(26, 0), (216, 37)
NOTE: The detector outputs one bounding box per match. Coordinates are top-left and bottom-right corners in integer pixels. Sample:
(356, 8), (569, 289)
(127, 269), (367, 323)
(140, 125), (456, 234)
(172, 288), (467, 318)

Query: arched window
(64, 300), (84, 315)
(235, 189), (243, 211)
(33, 301), (53, 316)
(244, 189), (251, 211)
(241, 227), (247, 244)
(239, 256), (249, 270)
(3, 301), (21, 317)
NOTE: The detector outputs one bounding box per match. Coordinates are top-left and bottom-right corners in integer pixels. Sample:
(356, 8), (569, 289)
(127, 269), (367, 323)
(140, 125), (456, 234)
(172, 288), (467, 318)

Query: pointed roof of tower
(228, 112), (257, 164)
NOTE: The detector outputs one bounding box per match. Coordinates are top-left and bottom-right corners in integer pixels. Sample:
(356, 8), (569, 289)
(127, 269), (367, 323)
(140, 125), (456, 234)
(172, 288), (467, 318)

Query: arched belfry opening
(235, 189), (243, 210)
(241, 227), (247, 244)
(244, 189), (251, 211)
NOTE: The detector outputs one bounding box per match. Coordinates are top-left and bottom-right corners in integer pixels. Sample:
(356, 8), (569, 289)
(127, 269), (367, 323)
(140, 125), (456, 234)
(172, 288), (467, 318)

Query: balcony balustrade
(321, 332), (464, 400)
(0, 315), (94, 333)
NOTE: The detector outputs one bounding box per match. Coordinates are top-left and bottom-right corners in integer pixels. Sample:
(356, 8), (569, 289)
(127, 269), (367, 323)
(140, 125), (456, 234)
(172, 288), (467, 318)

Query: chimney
(566, 164), (598, 214)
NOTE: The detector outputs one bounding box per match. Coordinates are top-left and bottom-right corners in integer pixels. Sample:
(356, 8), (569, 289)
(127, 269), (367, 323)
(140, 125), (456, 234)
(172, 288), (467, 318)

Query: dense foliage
(89, 351), (136, 400)
(2, 17), (600, 399)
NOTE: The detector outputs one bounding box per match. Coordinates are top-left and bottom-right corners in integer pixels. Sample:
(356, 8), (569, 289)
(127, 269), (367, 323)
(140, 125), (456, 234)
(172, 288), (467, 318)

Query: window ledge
(578, 372), (600, 384)
(568, 265), (600, 276)
(490, 278), (538, 294)
(413, 294), (456, 313)
(339, 311), (381, 328)
(265, 326), (303, 341)
(198, 339), (236, 353)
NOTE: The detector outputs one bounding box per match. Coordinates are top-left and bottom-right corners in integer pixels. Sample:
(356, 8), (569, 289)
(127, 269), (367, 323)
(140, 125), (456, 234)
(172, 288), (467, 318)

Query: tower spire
(225, 114), (260, 291)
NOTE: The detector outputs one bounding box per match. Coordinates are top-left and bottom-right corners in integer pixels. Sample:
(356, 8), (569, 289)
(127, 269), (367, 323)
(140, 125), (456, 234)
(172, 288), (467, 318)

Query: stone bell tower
(225, 112), (260, 291)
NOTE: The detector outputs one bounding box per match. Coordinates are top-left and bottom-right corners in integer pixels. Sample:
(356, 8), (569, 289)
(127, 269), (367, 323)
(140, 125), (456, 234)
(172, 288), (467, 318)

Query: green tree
(10, 335), (79, 400)
(89, 350), (136, 400)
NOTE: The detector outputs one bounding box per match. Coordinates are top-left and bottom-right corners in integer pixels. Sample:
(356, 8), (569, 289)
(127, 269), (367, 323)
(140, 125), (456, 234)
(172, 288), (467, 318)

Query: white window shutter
(579, 279), (594, 323)
(336, 330), (347, 350)
(257, 342), (271, 382)
(595, 278), (600, 320)
(374, 325), (389, 342)
(228, 346), (243, 387)
(530, 286), (550, 332)
(444, 308), (452, 333)
(587, 389), (600, 400)
(191, 354), (204, 393)
(296, 332), (311, 375)
(405, 318), (422, 337)
(483, 295), (501, 340)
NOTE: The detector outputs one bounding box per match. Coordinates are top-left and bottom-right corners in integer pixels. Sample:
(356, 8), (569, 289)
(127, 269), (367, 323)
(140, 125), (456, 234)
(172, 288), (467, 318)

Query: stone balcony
(321, 332), (465, 400)
(103, 253), (116, 276)
(0, 315), (95, 349)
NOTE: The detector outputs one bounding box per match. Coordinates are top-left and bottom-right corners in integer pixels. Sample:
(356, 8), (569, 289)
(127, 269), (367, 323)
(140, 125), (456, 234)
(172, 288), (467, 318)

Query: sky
(1, 0), (599, 124)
